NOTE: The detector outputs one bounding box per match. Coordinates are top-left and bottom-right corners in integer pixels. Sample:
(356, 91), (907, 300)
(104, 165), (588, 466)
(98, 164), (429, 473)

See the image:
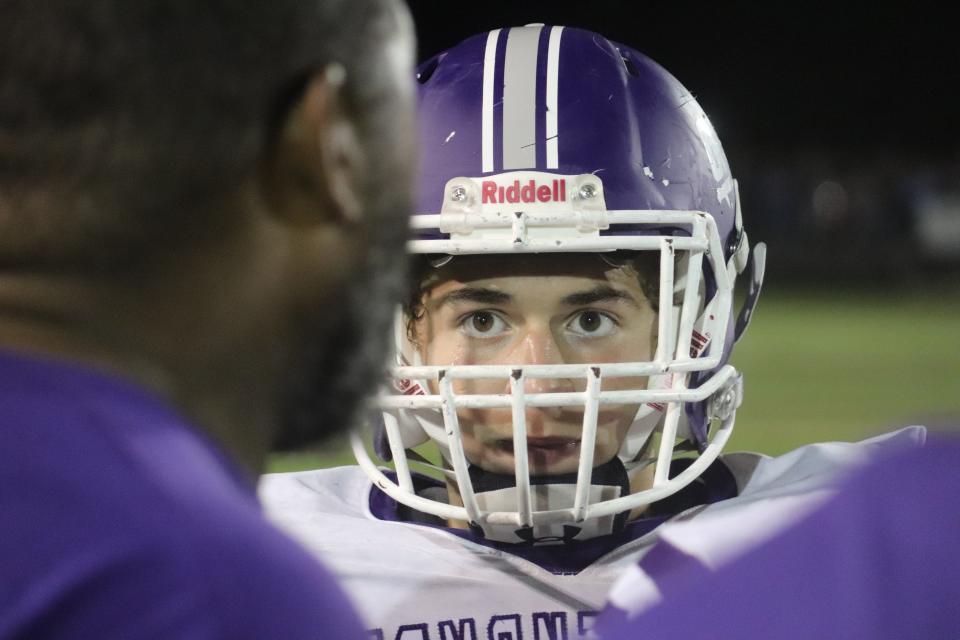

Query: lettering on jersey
(488, 614), (522, 640)
(532, 611), (567, 640)
(369, 609), (601, 640)
(481, 179), (566, 205)
(439, 619), (478, 640)
(577, 612), (598, 638)
(395, 624), (430, 640)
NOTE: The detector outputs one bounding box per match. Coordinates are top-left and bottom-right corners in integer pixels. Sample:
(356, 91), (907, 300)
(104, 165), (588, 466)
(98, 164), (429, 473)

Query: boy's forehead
(418, 253), (655, 310)
(428, 253), (625, 283)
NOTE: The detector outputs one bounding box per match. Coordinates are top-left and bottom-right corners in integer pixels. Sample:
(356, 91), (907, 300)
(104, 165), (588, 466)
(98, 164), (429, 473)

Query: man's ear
(263, 64), (365, 227)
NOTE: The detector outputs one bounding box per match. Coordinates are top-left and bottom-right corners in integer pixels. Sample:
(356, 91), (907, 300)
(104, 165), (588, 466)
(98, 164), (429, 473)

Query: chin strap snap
(707, 372), (743, 422)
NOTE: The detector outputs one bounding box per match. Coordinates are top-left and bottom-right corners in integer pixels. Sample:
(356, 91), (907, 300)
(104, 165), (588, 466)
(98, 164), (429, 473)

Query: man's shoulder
(0, 355), (366, 638)
(130, 463), (369, 637)
(722, 425), (926, 497)
(601, 436), (960, 640)
(4, 467), (365, 639)
(182, 498), (367, 640)
(2, 437), (364, 639)
(666, 427), (927, 551)
(0, 351), (256, 519)
(604, 427), (929, 619)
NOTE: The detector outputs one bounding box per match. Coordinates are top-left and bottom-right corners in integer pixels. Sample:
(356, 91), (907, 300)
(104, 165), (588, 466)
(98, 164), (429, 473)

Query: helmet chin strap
(466, 457), (632, 545)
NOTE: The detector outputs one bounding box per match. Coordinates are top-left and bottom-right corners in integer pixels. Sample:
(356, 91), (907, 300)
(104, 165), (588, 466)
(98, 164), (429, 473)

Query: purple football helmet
(352, 25), (766, 543)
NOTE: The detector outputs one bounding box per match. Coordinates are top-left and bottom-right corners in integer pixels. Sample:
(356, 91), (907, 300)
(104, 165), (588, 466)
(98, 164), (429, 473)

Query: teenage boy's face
(415, 254), (657, 476)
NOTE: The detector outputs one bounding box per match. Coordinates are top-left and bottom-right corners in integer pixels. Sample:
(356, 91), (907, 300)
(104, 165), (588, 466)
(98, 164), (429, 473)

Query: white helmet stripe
(501, 26), (542, 169)
(481, 29), (501, 173)
(545, 26), (564, 169)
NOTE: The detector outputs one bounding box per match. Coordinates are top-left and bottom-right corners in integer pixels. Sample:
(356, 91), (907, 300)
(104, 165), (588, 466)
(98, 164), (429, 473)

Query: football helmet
(352, 25), (766, 543)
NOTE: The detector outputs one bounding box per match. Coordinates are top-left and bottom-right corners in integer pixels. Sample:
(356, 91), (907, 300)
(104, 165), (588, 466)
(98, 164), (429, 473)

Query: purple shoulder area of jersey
(367, 458), (738, 575)
(0, 350), (365, 639)
(598, 435), (960, 640)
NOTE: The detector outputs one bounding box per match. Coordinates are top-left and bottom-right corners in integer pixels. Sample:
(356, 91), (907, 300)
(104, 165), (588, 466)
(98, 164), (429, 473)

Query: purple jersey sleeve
(0, 351), (365, 639)
(598, 436), (960, 639)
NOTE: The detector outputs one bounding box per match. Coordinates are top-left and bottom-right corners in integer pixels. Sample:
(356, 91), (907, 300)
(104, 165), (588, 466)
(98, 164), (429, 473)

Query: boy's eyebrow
(562, 285), (639, 308)
(432, 285), (640, 309)
(432, 287), (512, 308)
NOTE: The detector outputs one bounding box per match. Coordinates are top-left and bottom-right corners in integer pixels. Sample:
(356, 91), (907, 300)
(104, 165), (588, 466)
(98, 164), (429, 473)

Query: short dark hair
(0, 0), (401, 271)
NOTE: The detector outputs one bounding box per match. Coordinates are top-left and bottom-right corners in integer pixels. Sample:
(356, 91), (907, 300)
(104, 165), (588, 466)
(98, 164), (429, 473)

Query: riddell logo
(481, 179), (567, 204)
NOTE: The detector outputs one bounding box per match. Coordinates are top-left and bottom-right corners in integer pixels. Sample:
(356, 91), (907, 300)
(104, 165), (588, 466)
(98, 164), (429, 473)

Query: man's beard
(270, 99), (413, 452)
(272, 212), (408, 452)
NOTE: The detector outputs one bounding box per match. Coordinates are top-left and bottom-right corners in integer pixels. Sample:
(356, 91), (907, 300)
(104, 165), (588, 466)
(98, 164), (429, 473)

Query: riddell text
(481, 179), (566, 204)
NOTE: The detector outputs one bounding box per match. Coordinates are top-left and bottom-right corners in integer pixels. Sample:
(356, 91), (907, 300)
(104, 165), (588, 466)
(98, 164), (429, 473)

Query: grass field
(267, 284), (960, 473)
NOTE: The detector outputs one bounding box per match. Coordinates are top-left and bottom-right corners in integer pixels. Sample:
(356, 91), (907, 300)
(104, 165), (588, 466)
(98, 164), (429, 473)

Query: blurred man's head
(0, 0), (417, 467)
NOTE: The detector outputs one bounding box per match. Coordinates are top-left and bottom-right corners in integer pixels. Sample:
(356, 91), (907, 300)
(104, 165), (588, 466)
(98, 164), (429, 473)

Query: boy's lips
(494, 437), (582, 467)
(496, 437), (580, 450)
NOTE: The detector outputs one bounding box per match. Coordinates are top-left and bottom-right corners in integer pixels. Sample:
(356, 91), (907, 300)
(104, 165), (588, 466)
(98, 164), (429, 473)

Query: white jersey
(260, 427), (923, 640)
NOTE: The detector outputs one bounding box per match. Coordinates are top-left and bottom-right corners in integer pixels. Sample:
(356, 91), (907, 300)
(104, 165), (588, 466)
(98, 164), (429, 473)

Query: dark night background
(405, 1), (960, 285)
(272, 1), (960, 466)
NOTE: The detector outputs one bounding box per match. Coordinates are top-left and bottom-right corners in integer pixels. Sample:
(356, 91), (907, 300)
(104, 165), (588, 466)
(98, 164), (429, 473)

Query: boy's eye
(460, 311), (508, 337)
(568, 310), (617, 337)
(472, 312), (495, 333)
(578, 311), (602, 332)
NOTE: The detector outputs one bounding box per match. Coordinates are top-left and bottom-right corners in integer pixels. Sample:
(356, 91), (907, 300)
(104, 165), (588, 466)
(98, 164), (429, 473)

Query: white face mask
(351, 173), (759, 542)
